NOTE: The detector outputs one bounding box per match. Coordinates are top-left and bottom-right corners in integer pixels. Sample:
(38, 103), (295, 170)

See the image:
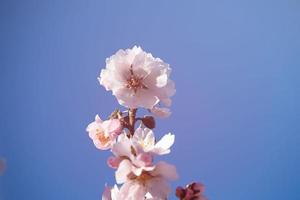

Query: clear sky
(0, 0), (300, 199)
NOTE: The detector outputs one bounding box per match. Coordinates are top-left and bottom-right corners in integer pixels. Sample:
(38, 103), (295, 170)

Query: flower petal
(119, 181), (147, 200)
(150, 161), (178, 181)
(150, 107), (171, 118)
(152, 133), (175, 155)
(146, 177), (171, 200)
(102, 184), (112, 200)
(115, 160), (132, 184)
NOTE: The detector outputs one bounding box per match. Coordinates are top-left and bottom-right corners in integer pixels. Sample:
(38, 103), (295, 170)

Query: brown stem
(128, 108), (137, 136)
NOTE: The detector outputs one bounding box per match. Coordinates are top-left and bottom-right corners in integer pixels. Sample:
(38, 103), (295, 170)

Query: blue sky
(0, 0), (300, 199)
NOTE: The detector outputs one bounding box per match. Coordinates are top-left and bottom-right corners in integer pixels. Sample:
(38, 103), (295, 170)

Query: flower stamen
(126, 65), (148, 93)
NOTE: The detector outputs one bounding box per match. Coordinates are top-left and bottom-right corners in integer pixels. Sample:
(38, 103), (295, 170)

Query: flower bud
(142, 116), (155, 129)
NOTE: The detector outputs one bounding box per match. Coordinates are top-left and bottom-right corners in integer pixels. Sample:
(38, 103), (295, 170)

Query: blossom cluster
(86, 46), (207, 200)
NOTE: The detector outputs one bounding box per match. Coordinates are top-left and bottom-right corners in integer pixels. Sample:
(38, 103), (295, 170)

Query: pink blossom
(111, 133), (135, 160)
(115, 159), (178, 199)
(111, 128), (175, 170)
(133, 127), (175, 155)
(86, 115), (122, 150)
(99, 46), (176, 109)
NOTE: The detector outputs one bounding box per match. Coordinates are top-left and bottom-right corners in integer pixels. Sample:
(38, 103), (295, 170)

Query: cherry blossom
(99, 46), (176, 109)
(87, 46), (207, 200)
(86, 115), (122, 150)
(110, 132), (155, 169)
(132, 127), (175, 155)
(115, 159), (178, 199)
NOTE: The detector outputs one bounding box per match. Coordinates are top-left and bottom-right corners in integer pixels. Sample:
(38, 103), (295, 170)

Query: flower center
(97, 133), (110, 145)
(140, 140), (151, 150)
(127, 171), (153, 184)
(126, 65), (148, 93)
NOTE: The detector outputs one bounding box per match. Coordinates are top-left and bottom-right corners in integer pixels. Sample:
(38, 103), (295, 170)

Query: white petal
(143, 129), (155, 151)
(152, 133), (175, 155)
(156, 74), (168, 88)
(133, 89), (160, 109)
(111, 138), (132, 158)
(102, 185), (112, 200)
(119, 181), (147, 200)
(114, 87), (137, 108)
(165, 80), (176, 97)
(111, 185), (120, 200)
(95, 114), (102, 122)
(133, 127), (145, 140)
(115, 160), (132, 184)
(131, 165), (143, 176)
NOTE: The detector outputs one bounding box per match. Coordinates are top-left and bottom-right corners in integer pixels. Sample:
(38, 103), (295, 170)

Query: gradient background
(1, 0), (300, 199)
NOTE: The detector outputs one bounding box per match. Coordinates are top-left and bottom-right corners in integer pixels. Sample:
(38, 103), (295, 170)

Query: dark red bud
(176, 186), (186, 199)
(142, 115), (155, 129)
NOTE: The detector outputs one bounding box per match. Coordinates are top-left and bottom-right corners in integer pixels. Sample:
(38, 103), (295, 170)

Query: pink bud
(107, 156), (122, 169)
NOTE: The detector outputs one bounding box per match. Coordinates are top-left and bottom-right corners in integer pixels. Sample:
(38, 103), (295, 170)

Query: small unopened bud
(176, 186), (185, 199)
(190, 182), (205, 194)
(142, 116), (155, 129)
(176, 182), (206, 200)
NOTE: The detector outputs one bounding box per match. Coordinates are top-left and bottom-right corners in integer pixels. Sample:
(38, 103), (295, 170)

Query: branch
(128, 108), (137, 136)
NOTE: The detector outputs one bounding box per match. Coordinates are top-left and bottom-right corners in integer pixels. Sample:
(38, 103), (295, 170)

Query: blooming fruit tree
(86, 46), (207, 200)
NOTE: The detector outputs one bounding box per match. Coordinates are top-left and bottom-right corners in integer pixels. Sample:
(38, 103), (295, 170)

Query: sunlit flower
(115, 159), (178, 199)
(110, 133), (154, 169)
(133, 127), (175, 155)
(99, 46), (176, 109)
(86, 115), (122, 150)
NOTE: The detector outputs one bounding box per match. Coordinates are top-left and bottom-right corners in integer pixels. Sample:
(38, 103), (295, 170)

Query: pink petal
(136, 153), (153, 167)
(150, 161), (178, 181)
(150, 107), (171, 118)
(102, 185), (112, 200)
(107, 156), (122, 169)
(119, 181), (147, 200)
(146, 177), (171, 199)
(107, 119), (122, 135)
